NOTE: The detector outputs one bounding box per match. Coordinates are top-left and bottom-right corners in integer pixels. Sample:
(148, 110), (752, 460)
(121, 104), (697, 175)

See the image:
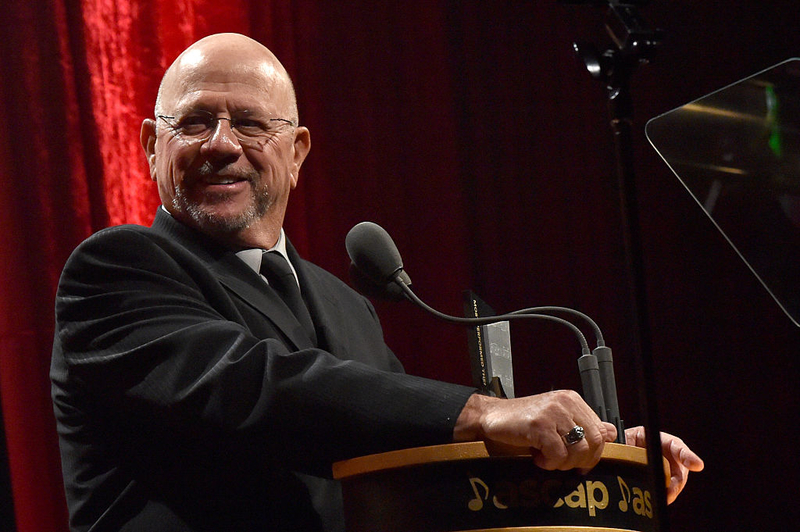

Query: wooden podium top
(333, 442), (650, 480)
(450, 526), (644, 532)
(452, 528), (643, 532)
(334, 442), (668, 531)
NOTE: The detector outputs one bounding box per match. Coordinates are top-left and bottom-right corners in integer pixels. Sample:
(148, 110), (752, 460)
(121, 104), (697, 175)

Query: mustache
(194, 162), (260, 182)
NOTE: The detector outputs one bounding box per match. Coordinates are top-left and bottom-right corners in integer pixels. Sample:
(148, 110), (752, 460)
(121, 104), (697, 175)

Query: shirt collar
(158, 205), (297, 283)
(235, 229), (300, 286)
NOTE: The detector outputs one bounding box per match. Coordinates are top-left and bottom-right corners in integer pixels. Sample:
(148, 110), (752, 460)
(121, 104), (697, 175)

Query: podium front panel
(334, 443), (661, 532)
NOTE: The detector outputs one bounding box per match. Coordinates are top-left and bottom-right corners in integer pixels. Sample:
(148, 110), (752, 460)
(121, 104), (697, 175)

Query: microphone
(345, 222), (590, 350)
(345, 222), (624, 441)
(345, 221), (412, 289)
(594, 346), (622, 437)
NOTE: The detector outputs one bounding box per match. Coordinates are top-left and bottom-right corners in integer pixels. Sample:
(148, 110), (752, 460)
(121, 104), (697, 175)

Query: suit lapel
(286, 241), (347, 356)
(150, 210), (315, 351)
(216, 268), (316, 351)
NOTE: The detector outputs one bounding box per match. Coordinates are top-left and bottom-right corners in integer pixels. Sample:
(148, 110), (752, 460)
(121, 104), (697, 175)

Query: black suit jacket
(51, 210), (474, 531)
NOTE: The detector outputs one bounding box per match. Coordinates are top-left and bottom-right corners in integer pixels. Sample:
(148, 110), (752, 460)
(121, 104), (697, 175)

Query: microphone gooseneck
(393, 274), (591, 353)
(345, 221), (624, 441)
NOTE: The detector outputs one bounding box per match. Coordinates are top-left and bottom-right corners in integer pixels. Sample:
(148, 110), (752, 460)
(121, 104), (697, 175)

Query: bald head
(155, 33), (298, 123)
(141, 32), (311, 249)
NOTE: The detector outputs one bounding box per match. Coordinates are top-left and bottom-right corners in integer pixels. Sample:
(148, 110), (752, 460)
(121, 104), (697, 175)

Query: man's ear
(289, 126), (311, 189)
(140, 118), (158, 181)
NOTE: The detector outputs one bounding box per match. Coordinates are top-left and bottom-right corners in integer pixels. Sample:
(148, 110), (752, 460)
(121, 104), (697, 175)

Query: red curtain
(2, 2), (800, 531)
(0, 2), (482, 529)
(0, 2), (321, 529)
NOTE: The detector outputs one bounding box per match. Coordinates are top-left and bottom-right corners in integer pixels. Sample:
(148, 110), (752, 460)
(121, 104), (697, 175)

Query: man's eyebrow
(167, 102), (273, 117)
(233, 108), (272, 117)
(168, 104), (212, 116)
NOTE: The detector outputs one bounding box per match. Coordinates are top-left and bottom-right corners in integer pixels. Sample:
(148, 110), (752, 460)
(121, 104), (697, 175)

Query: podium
(333, 442), (666, 532)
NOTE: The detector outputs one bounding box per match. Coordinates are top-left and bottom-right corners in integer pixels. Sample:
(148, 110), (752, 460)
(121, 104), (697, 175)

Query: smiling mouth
(206, 178), (243, 185)
(191, 162), (260, 195)
(198, 173), (252, 187)
(192, 178), (251, 201)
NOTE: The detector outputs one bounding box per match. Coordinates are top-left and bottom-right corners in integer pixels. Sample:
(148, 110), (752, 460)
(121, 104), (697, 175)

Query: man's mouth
(192, 176), (252, 200)
(206, 177), (244, 185)
(189, 164), (260, 196)
(197, 174), (252, 188)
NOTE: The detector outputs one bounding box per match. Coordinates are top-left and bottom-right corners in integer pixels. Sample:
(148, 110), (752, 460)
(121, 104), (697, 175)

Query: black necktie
(260, 251), (317, 345)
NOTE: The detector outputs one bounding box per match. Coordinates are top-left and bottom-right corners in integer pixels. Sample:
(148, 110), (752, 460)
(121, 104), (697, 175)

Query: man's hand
(625, 426), (705, 504)
(454, 390), (617, 471)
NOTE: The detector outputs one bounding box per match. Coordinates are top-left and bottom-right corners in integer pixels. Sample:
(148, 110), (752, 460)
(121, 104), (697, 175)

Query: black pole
(564, 2), (669, 531)
(0, 389), (17, 532)
(607, 56), (670, 532)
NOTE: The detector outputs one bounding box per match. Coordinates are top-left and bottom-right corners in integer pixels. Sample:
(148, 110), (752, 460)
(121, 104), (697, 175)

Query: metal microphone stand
(562, 2), (669, 531)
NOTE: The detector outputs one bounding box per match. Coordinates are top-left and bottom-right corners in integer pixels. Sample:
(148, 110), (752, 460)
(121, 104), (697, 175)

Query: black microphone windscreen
(345, 222), (406, 284)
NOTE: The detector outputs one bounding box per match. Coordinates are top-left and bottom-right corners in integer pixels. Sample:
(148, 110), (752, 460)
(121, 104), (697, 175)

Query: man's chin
(171, 185), (272, 237)
(177, 202), (260, 235)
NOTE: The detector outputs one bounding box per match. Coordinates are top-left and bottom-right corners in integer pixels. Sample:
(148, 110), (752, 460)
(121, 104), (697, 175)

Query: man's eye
(233, 118), (267, 135)
(179, 115), (213, 133)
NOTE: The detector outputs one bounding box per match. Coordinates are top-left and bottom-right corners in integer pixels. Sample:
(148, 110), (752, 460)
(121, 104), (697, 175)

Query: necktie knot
(260, 251), (297, 286)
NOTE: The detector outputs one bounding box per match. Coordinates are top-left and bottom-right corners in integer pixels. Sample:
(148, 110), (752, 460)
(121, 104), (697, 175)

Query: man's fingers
(534, 431), (571, 470)
(675, 441), (705, 471)
(600, 421), (617, 443)
(536, 420), (609, 471)
(623, 428), (704, 505)
(458, 389), (616, 472)
(534, 436), (603, 471)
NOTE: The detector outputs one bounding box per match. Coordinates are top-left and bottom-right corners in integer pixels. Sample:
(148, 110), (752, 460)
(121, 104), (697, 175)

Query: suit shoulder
(60, 223), (208, 292)
(66, 224), (166, 265)
(71, 224), (161, 253)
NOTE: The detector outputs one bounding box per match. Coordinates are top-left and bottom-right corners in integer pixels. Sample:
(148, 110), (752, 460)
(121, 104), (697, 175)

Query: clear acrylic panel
(646, 59), (800, 327)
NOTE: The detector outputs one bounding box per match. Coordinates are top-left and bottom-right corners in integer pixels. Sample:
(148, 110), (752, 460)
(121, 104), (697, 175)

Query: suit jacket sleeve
(52, 224), (475, 477)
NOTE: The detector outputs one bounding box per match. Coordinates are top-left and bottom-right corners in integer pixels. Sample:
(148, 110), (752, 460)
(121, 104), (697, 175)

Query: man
(51, 33), (702, 531)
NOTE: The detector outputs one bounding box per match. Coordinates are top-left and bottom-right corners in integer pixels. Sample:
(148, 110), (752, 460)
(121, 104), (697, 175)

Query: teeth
(200, 176), (244, 185)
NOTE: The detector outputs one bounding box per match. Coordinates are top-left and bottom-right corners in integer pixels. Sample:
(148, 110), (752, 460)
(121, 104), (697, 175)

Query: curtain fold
(0, 2), (309, 529)
(1, 2), (97, 528)
(0, 2), (475, 529)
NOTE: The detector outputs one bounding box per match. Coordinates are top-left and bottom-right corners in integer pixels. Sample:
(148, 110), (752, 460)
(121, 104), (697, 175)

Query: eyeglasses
(157, 110), (297, 148)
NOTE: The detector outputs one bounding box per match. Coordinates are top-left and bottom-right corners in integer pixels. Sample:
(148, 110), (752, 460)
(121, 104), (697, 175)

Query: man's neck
(161, 205), (284, 251)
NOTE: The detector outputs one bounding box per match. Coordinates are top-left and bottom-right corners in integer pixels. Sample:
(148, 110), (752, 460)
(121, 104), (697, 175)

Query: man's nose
(201, 117), (244, 158)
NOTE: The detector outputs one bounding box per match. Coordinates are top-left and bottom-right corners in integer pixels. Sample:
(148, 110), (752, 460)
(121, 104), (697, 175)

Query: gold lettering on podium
(559, 482), (610, 516)
(631, 487), (653, 518)
(491, 481), (512, 509)
(541, 479), (563, 507)
(562, 483), (586, 511)
(465, 474), (652, 520)
(617, 475), (631, 511)
(468, 477), (490, 511)
(616, 475), (653, 518)
(586, 481), (609, 516)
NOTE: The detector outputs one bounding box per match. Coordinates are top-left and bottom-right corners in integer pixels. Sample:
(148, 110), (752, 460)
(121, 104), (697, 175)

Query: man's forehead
(162, 53), (288, 110)
(178, 45), (281, 73)
(174, 47), (283, 87)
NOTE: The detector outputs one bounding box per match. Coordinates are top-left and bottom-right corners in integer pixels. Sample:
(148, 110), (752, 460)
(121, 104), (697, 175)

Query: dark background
(1, 1), (798, 530)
